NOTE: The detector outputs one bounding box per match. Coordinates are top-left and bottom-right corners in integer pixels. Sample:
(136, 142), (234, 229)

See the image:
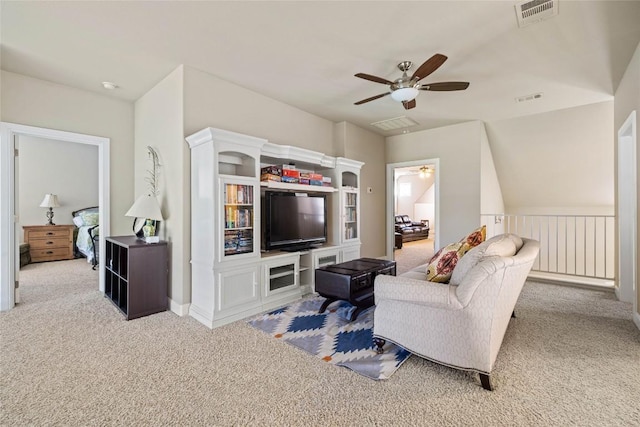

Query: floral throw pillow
(425, 242), (464, 283)
(459, 225), (486, 254)
(425, 225), (487, 283)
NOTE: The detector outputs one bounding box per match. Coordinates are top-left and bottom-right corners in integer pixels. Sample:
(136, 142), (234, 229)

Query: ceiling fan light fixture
(391, 87), (419, 102)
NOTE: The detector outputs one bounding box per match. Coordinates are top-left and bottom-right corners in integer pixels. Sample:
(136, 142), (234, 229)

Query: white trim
(385, 158), (440, 261)
(615, 111), (637, 306)
(0, 122), (110, 311)
(169, 299), (190, 316)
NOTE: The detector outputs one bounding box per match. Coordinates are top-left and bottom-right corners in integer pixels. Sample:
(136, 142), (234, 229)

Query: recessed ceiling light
(101, 81), (118, 90)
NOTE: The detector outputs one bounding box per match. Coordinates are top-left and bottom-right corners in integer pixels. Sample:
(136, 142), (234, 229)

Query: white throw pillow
(449, 234), (518, 286)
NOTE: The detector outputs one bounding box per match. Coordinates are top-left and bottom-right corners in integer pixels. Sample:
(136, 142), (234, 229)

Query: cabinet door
(312, 248), (340, 269)
(342, 189), (359, 243)
(220, 177), (258, 261)
(215, 265), (260, 313)
(262, 256), (299, 299)
(341, 245), (361, 263)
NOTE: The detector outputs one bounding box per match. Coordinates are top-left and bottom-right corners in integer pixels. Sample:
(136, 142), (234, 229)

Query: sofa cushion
(449, 233), (519, 286)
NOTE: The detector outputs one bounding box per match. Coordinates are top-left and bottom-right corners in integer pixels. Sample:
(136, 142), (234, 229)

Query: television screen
(264, 192), (327, 250)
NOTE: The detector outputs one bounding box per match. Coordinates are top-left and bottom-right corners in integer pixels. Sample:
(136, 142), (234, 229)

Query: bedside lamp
(39, 194), (60, 225)
(125, 194), (164, 243)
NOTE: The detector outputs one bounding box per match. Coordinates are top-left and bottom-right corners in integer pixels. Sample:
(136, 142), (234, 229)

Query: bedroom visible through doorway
(0, 122), (110, 311)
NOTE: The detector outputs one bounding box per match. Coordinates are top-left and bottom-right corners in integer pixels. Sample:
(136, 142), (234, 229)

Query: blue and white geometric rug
(248, 296), (411, 380)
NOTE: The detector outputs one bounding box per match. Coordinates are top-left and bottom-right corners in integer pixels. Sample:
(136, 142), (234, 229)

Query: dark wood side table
(104, 236), (168, 320)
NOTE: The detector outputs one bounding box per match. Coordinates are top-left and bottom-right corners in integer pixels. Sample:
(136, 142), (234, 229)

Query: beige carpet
(2, 259), (639, 426)
(394, 237), (434, 275)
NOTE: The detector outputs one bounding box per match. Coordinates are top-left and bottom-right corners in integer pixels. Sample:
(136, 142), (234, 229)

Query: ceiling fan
(354, 53), (469, 110)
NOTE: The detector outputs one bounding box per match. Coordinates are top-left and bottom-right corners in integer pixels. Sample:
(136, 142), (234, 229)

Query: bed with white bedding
(72, 207), (99, 269)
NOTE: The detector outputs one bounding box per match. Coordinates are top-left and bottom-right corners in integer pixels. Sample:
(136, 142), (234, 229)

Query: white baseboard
(528, 272), (614, 291)
(169, 298), (190, 316)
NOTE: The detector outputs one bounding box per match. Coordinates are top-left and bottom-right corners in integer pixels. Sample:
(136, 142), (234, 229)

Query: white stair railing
(482, 214), (615, 280)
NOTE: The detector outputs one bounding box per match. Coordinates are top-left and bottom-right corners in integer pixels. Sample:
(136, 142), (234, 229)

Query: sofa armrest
(375, 275), (462, 309)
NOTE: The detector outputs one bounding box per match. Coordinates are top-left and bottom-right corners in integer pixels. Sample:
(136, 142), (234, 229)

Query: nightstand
(23, 225), (75, 263)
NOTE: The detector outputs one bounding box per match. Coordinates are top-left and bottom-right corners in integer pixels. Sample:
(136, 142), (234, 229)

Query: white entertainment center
(186, 127), (363, 328)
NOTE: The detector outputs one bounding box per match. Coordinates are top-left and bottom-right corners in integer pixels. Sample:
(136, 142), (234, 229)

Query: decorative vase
(143, 219), (156, 238)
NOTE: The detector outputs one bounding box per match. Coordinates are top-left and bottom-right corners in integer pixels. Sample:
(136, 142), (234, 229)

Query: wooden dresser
(23, 225), (75, 263)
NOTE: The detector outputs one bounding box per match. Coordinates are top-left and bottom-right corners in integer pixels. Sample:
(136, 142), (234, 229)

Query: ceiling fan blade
(402, 99), (416, 110)
(411, 54), (448, 82)
(354, 92), (391, 105)
(419, 82), (470, 91)
(355, 73), (394, 85)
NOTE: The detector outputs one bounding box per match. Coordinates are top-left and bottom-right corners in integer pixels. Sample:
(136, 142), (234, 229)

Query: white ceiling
(2, 1), (639, 136)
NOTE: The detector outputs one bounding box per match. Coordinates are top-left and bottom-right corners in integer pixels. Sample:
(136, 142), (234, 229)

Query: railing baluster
(483, 213), (613, 281)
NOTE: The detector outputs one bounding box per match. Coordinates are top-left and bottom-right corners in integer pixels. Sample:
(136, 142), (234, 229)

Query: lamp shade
(390, 87), (419, 102)
(125, 194), (163, 221)
(39, 194), (60, 208)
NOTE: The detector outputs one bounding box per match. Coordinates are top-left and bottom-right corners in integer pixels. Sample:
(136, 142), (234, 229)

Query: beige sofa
(373, 234), (540, 390)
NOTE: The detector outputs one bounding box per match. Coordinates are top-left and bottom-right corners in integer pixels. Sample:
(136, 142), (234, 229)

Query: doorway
(0, 122), (110, 311)
(385, 158), (439, 261)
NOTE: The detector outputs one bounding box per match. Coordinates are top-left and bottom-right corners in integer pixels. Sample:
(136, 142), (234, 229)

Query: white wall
(386, 121), (483, 248)
(18, 135), (98, 236)
(183, 67), (336, 155)
(134, 66), (187, 308)
(0, 71), (134, 235)
(480, 123), (504, 215)
(340, 122), (386, 258)
(396, 173), (434, 221)
(485, 101), (615, 215)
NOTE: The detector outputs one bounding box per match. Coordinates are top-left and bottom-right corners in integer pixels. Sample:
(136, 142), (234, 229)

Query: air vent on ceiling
(370, 116), (418, 131)
(515, 0), (558, 28)
(516, 92), (543, 103)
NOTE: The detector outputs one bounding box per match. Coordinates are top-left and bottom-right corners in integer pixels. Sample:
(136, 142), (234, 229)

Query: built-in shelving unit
(260, 180), (337, 193)
(186, 127), (362, 329)
(223, 181), (255, 257)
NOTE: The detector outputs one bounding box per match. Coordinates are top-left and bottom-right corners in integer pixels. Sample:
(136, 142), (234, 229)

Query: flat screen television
(263, 191), (327, 251)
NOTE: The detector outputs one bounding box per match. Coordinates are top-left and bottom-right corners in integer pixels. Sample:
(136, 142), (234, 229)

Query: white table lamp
(125, 194), (164, 243)
(39, 194), (60, 225)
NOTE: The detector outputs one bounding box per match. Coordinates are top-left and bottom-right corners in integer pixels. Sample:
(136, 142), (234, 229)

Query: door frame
(385, 158), (440, 260)
(615, 112), (638, 326)
(0, 122), (110, 311)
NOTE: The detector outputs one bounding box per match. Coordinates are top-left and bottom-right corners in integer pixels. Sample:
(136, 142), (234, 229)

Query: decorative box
(261, 173), (281, 182)
(282, 169), (300, 178)
(261, 165), (282, 176)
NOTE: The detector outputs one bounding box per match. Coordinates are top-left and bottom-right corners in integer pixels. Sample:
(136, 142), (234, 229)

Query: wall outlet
(495, 215), (503, 224)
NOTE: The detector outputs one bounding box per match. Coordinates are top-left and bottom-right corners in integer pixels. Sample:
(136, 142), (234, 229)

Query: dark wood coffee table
(314, 257), (396, 321)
